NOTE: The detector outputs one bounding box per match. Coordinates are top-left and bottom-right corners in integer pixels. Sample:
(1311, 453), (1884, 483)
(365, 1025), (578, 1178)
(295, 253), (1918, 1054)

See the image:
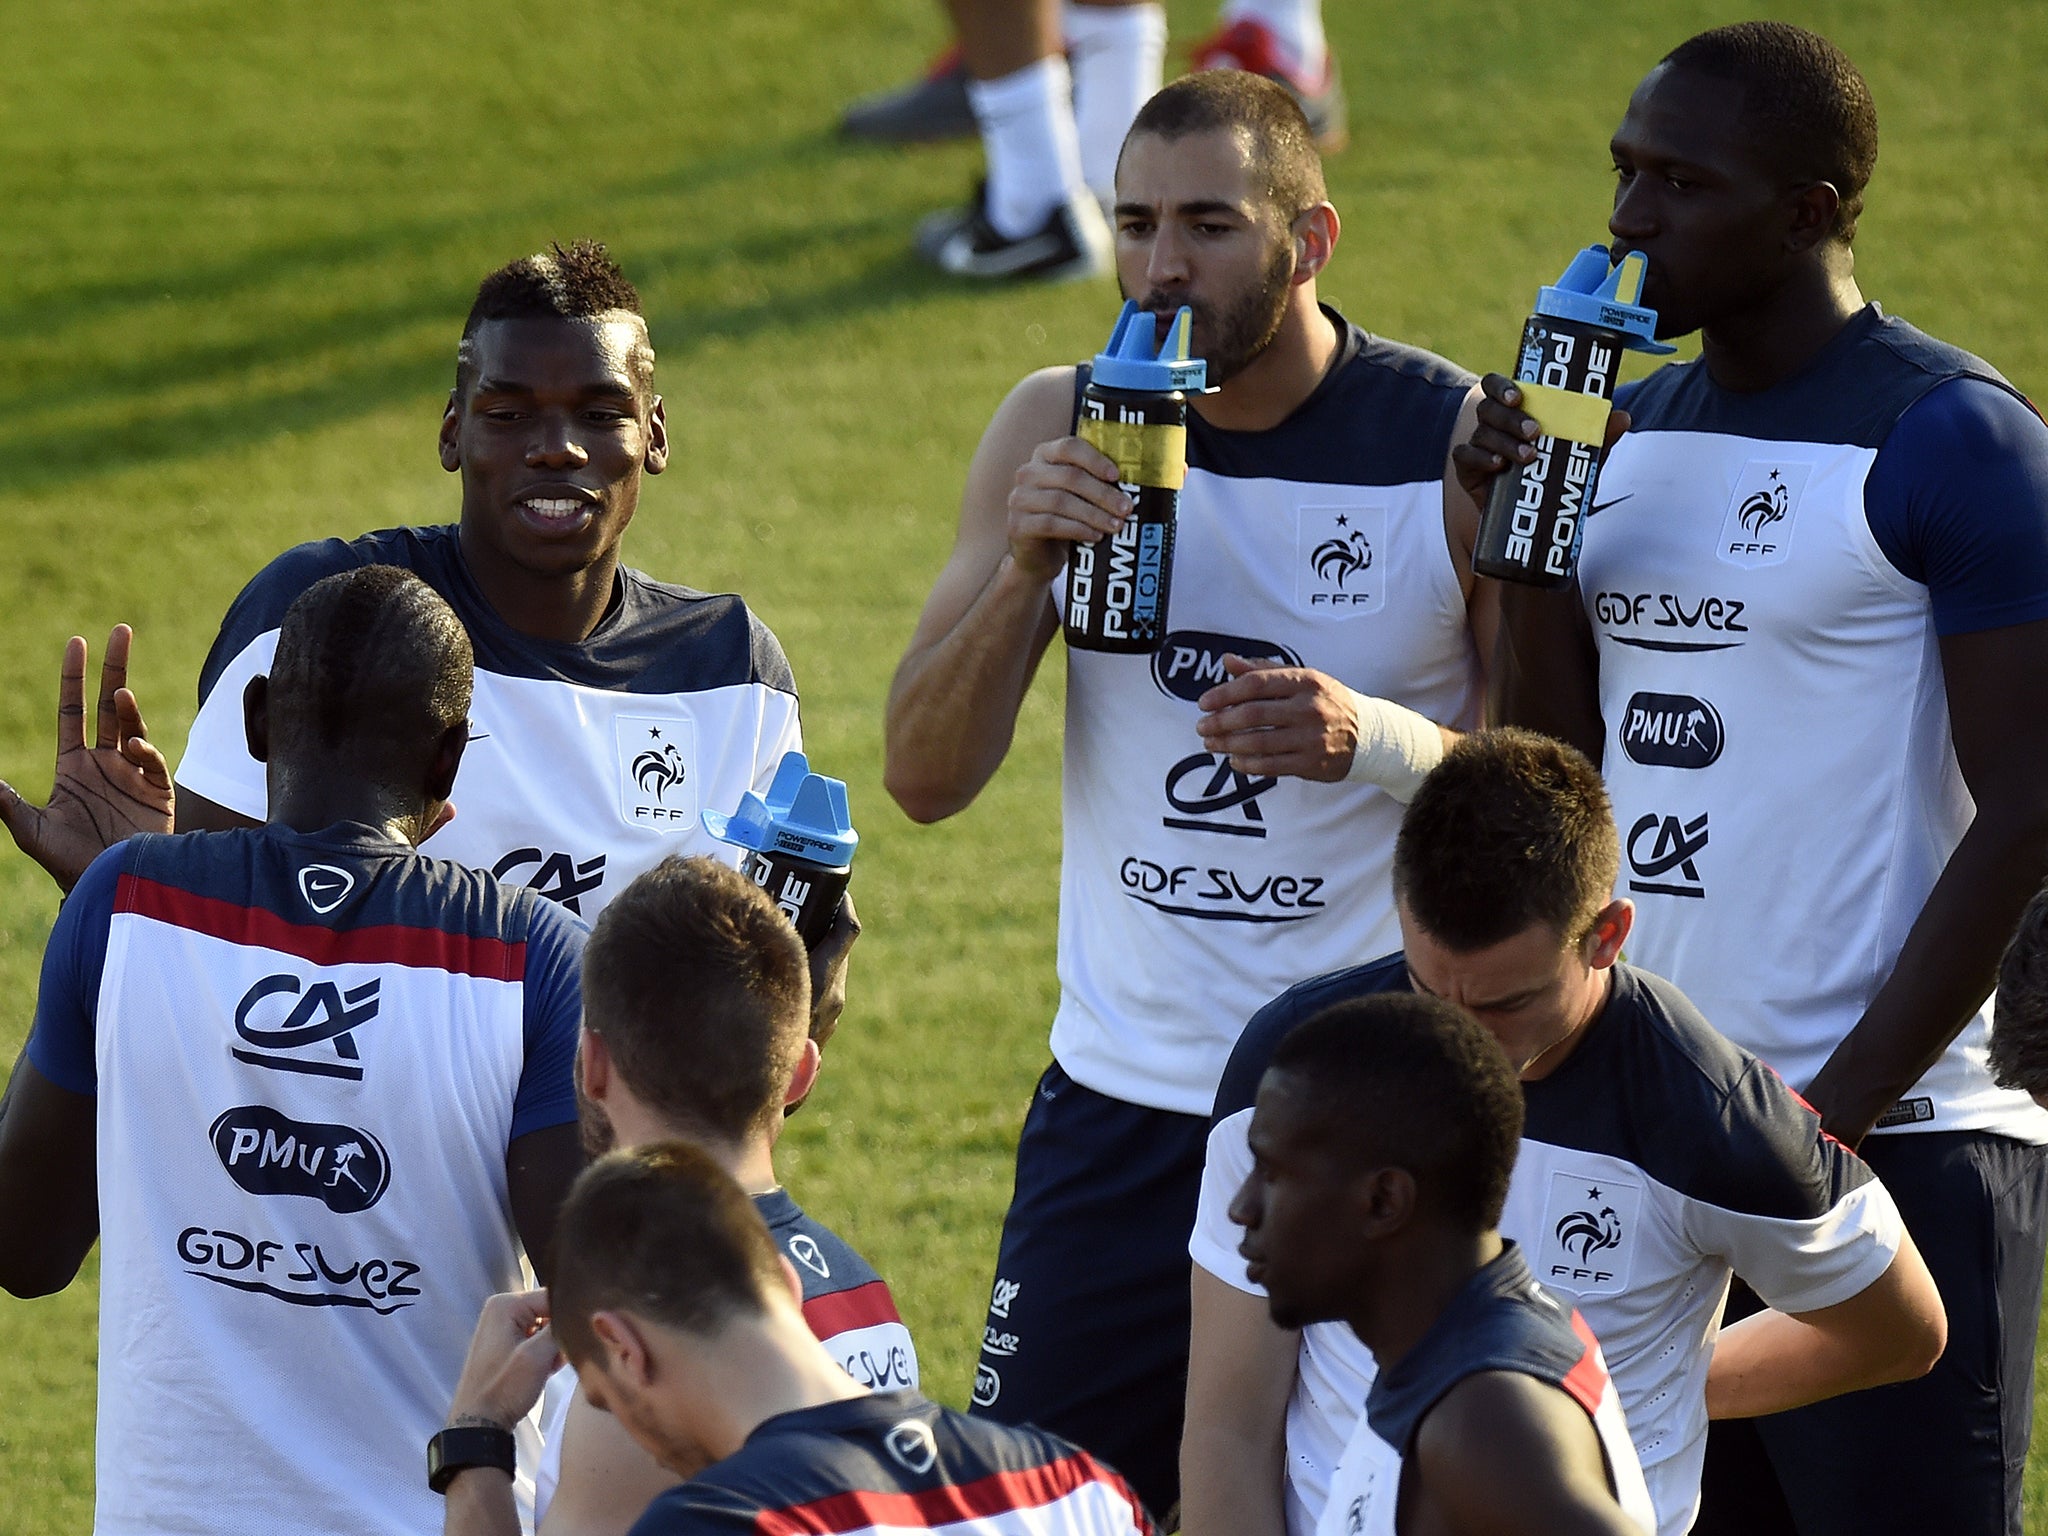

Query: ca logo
(232, 974), (382, 1081)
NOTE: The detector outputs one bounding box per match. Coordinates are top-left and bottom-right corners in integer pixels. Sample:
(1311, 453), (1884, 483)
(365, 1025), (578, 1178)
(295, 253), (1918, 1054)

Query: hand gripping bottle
(702, 751), (856, 948)
(1064, 301), (1207, 653)
(1473, 246), (1674, 587)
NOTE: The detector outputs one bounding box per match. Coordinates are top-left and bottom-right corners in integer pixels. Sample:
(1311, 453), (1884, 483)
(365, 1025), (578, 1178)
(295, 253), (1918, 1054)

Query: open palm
(0, 626), (174, 893)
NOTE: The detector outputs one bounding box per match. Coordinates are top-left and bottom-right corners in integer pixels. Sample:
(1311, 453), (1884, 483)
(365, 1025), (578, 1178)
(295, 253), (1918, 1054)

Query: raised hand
(1451, 374), (1631, 514)
(1196, 653), (1361, 782)
(0, 626), (174, 893)
(1007, 435), (1131, 582)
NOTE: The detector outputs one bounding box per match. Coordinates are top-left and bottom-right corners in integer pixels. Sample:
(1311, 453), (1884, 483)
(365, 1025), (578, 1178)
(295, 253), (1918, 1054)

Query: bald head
(265, 566), (473, 790)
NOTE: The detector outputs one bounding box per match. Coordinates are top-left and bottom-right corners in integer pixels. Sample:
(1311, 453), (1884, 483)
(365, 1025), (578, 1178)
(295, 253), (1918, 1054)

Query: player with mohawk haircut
(1, 240), (856, 1038)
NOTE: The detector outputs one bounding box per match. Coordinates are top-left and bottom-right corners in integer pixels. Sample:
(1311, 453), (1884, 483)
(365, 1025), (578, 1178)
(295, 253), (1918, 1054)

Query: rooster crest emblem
(1555, 1205), (1623, 1263)
(1310, 530), (1373, 588)
(1739, 479), (1790, 536)
(632, 743), (688, 803)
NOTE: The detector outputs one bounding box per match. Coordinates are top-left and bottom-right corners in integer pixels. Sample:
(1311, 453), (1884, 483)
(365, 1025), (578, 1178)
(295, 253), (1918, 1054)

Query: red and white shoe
(1189, 17), (1348, 153)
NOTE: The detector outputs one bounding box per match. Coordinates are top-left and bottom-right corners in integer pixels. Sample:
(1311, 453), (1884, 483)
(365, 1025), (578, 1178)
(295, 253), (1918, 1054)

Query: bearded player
(887, 70), (1487, 1516)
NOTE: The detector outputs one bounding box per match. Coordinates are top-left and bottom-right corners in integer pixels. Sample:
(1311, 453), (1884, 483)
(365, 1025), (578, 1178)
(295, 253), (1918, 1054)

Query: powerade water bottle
(701, 751), (856, 948)
(1064, 301), (1207, 654)
(1473, 246), (1674, 588)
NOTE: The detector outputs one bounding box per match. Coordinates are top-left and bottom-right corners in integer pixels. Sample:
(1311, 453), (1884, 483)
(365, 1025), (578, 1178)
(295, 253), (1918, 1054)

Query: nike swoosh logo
(1587, 494), (1634, 518)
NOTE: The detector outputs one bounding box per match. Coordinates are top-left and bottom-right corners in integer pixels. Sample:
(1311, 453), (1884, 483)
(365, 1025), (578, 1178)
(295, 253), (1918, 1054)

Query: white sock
(1220, 0), (1327, 79)
(1064, 3), (1167, 208)
(967, 56), (1088, 240)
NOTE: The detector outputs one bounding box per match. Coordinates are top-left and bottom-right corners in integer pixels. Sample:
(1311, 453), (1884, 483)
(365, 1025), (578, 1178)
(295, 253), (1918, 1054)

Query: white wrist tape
(1341, 688), (1446, 803)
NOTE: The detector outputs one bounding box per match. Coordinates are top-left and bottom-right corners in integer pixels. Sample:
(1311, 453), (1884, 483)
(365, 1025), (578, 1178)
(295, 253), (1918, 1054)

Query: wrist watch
(427, 1424), (516, 1493)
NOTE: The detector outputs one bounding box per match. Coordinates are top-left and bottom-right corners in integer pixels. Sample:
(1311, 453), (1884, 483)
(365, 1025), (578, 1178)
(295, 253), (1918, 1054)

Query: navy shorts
(1694, 1130), (2048, 1536)
(967, 1062), (1210, 1523)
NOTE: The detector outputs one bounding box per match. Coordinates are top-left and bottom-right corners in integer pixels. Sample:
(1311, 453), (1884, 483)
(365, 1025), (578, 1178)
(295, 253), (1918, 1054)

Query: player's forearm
(1706, 1300), (1939, 1419)
(1806, 803), (2048, 1144)
(1178, 1416), (1287, 1536)
(884, 555), (1055, 822)
(1487, 580), (1605, 761)
(442, 1468), (522, 1536)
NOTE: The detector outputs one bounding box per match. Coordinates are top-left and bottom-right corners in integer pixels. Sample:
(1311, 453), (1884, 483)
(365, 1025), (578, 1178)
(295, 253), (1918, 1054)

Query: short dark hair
(1394, 728), (1619, 951)
(1663, 22), (1878, 243)
(581, 857), (811, 1143)
(549, 1142), (785, 1365)
(1269, 993), (1523, 1230)
(455, 240), (650, 393)
(1124, 71), (1326, 221)
(1992, 884), (2048, 1093)
(267, 566), (472, 779)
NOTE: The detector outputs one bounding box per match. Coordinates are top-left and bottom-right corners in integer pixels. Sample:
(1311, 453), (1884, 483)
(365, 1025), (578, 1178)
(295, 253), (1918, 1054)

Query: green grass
(3, 0), (2047, 1529)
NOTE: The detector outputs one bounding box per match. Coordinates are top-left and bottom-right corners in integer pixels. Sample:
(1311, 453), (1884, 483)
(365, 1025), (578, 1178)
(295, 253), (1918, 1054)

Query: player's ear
(242, 675), (271, 764)
(1355, 1165), (1415, 1237)
(438, 392), (462, 473)
(590, 1310), (654, 1386)
(644, 396), (669, 476)
(1585, 899), (1633, 970)
(1291, 203), (1339, 284)
(1785, 180), (1841, 255)
(783, 1038), (822, 1113)
(579, 1028), (613, 1102)
(425, 720), (468, 805)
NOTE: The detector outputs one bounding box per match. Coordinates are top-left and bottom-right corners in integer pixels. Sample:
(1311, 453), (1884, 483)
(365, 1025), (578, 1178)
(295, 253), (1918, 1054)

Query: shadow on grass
(0, 132), (960, 494)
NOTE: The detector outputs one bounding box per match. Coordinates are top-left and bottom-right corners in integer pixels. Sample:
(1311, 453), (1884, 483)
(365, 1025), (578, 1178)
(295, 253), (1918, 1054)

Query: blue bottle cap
(1089, 300), (1209, 392)
(701, 751), (858, 870)
(1533, 246), (1676, 355)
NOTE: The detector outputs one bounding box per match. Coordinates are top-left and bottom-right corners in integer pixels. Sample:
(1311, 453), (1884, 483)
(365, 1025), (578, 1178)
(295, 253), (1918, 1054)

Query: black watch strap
(427, 1424), (517, 1494)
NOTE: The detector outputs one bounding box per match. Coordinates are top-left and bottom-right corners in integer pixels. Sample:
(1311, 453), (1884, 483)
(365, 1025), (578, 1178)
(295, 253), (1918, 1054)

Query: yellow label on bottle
(1515, 380), (1611, 447)
(1079, 417), (1189, 490)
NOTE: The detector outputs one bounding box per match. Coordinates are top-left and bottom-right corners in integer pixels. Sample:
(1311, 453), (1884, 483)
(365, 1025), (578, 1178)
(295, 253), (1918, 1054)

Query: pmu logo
(232, 974), (381, 1080)
(1163, 751), (1280, 839)
(1718, 460), (1813, 569)
(1152, 631), (1301, 703)
(1619, 692), (1724, 769)
(210, 1106), (391, 1214)
(492, 848), (606, 914)
(1627, 812), (1709, 899)
(971, 1363), (1002, 1408)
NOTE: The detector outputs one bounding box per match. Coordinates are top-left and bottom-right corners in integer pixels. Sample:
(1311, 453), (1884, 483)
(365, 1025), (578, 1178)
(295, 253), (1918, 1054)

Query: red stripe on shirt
(754, 1450), (1149, 1536)
(802, 1280), (903, 1341)
(116, 874), (524, 981)
(1559, 1309), (1611, 1415)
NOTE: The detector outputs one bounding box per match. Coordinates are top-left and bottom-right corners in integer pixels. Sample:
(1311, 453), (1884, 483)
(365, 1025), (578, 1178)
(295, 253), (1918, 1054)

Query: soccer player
(437, 855), (917, 1536)
(0, 241), (853, 1036)
(1234, 993), (1657, 1536)
(871, 3), (1341, 282)
(1990, 885), (2048, 1111)
(510, 1143), (1156, 1536)
(0, 566), (588, 1535)
(1455, 23), (2048, 1535)
(1183, 730), (1944, 1536)
(887, 70), (1487, 1516)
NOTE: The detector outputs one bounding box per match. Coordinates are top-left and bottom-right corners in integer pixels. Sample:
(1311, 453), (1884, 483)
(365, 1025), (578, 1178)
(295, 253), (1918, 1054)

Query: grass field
(5, 0), (2048, 1528)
